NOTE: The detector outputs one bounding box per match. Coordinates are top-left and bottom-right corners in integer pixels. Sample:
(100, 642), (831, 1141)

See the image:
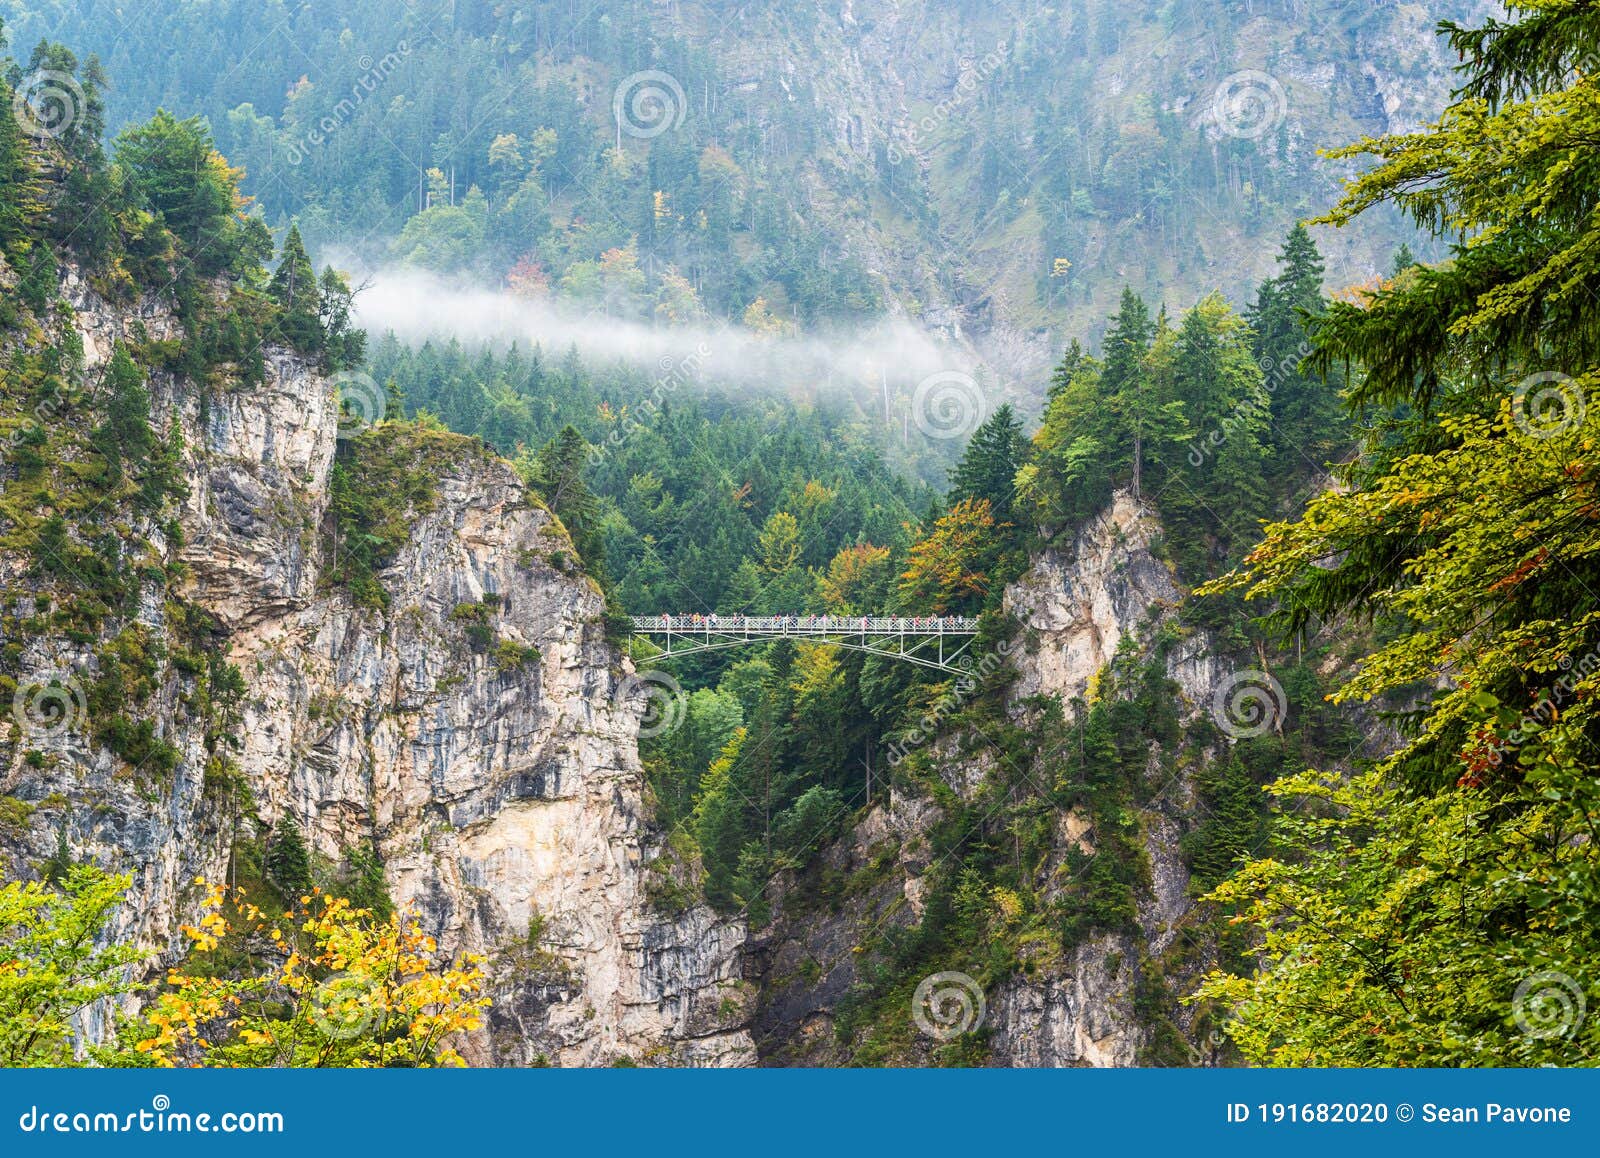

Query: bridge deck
(631, 615), (978, 636)
(628, 615), (981, 672)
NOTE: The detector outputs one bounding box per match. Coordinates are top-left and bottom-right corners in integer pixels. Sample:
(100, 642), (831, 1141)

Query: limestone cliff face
(0, 272), (753, 1066)
(751, 490), (1222, 1066)
(988, 493), (1215, 1065)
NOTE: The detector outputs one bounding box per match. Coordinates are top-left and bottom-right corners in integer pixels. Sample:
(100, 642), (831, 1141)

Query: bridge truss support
(630, 616), (980, 675)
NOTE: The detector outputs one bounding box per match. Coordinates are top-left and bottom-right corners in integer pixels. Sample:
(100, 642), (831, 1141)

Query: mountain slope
(2, 0), (1494, 387)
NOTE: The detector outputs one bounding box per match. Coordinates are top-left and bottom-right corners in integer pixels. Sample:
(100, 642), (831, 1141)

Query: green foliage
(367, 335), (932, 617)
(337, 841), (394, 918)
(114, 110), (247, 278)
(1198, 754), (1600, 1066)
(84, 625), (179, 775)
(94, 345), (155, 490)
(266, 224), (320, 352)
(0, 72), (40, 260)
(0, 866), (142, 1067)
(450, 599), (497, 652)
(1019, 230), (1346, 594)
(521, 425), (603, 572)
(1, 1), (1443, 338)
(1179, 753), (1266, 891)
(1247, 224), (1350, 476)
(490, 638), (541, 675)
(948, 404), (1026, 526)
(1198, 0), (1600, 1066)
(263, 818), (313, 898)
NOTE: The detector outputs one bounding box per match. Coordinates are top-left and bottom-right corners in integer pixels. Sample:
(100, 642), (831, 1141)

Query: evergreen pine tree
(95, 344), (155, 488)
(268, 224), (323, 353)
(0, 68), (41, 259)
(1165, 297), (1269, 576)
(529, 425), (603, 571)
(1045, 339), (1086, 404)
(264, 817), (313, 897)
(949, 403), (1026, 524)
(1248, 224), (1347, 478)
(114, 110), (239, 271)
(1101, 288), (1156, 498)
(317, 266), (365, 370)
(719, 559), (766, 614)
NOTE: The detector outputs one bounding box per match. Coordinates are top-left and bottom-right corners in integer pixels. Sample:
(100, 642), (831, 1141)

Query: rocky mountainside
(4, 0), (1498, 392)
(0, 262), (751, 1066)
(2, 260), (1383, 1066)
(747, 493), (1200, 1064)
(681, 0), (1501, 367)
(743, 488), (1379, 1067)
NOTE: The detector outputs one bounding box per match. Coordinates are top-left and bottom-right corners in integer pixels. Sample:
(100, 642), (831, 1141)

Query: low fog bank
(350, 267), (992, 418)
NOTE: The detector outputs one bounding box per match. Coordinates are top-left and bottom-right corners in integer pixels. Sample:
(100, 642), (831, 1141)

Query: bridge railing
(630, 615), (980, 634)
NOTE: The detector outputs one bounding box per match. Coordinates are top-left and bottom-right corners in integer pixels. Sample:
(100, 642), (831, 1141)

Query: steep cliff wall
(749, 491), (1228, 1066)
(0, 270), (752, 1065)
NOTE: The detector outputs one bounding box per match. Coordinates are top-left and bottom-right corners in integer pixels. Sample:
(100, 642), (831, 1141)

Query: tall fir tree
(1101, 288), (1156, 498)
(1163, 296), (1268, 573)
(526, 425), (603, 572)
(268, 224), (323, 353)
(1247, 224), (1347, 478)
(95, 344), (155, 488)
(0, 65), (41, 259)
(264, 817), (313, 897)
(949, 403), (1026, 525)
(1201, 0), (1600, 1065)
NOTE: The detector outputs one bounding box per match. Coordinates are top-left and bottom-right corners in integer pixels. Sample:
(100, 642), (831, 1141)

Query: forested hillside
(4, 0), (1599, 1072)
(2, 0), (1491, 367)
(0, 7), (1362, 1065)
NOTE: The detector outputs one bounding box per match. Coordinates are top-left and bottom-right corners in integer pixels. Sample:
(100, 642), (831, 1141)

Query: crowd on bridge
(631, 614), (981, 635)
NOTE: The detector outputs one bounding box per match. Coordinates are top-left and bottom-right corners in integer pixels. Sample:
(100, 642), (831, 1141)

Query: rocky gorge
(4, 266), (1313, 1068)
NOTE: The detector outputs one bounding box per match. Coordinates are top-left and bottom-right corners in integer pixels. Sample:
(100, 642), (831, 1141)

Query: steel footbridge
(629, 614), (980, 673)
